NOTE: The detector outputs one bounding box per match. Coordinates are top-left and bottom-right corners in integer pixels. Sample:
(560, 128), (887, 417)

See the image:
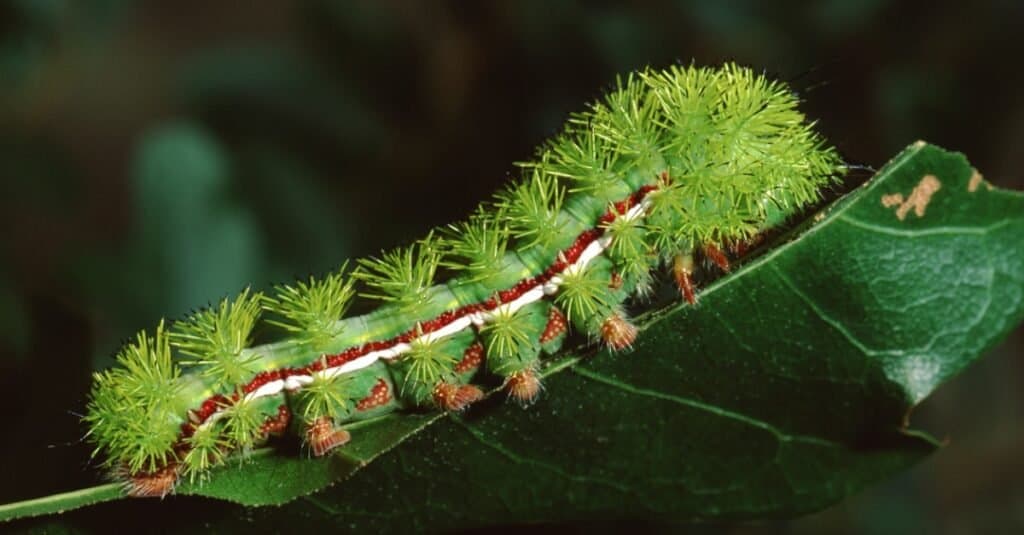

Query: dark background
(1, 1), (1022, 532)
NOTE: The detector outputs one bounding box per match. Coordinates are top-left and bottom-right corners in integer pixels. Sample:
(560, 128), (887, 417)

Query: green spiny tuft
(219, 398), (265, 451)
(587, 73), (661, 160)
(639, 63), (841, 247)
(299, 362), (355, 424)
(639, 64), (720, 151)
(525, 74), (662, 200)
(529, 124), (621, 197)
(554, 264), (614, 326)
(401, 326), (457, 392)
(84, 321), (185, 474)
(643, 179), (760, 259)
(480, 307), (534, 360)
(601, 210), (654, 292)
(171, 287), (263, 389)
(495, 169), (566, 248)
(354, 233), (442, 311)
(520, 62), (841, 253)
(181, 424), (230, 481)
(441, 208), (510, 280)
(263, 264), (356, 349)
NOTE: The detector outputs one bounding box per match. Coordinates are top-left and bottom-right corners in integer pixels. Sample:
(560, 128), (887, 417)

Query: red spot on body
(454, 343), (484, 374)
(539, 307), (568, 344)
(356, 379), (392, 411)
(260, 405), (291, 437)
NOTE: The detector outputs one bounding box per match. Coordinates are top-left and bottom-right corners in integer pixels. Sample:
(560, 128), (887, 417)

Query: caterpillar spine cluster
(84, 63), (842, 497)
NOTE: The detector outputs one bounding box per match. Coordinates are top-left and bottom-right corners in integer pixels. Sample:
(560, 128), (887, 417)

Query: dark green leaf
(3, 142), (1023, 531)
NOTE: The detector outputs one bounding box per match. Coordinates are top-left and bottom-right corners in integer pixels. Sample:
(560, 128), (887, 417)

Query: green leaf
(3, 142), (1023, 530)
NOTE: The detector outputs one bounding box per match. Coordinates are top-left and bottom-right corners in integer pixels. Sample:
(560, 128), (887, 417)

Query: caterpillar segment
(389, 328), (481, 411)
(289, 360), (400, 457)
(434, 341), (487, 410)
(481, 300), (550, 404)
(499, 305), (568, 405)
(83, 63), (843, 496)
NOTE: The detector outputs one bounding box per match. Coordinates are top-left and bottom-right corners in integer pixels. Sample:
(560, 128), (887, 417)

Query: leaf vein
(572, 367), (836, 448)
(770, 266), (898, 358)
(838, 215), (1011, 238)
(451, 418), (632, 494)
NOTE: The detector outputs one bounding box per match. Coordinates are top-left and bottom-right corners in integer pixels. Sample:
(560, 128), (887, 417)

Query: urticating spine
(84, 63), (841, 497)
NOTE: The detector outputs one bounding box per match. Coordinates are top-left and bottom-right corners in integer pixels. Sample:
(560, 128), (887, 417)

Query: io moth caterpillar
(84, 63), (842, 497)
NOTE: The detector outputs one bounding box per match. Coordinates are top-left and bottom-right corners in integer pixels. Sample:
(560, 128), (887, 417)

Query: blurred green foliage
(0, 1), (1021, 532)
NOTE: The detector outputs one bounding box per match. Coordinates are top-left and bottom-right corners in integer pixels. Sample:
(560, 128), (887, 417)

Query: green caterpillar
(84, 63), (842, 497)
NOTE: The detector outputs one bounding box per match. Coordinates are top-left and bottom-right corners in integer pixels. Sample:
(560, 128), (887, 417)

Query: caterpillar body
(84, 63), (842, 497)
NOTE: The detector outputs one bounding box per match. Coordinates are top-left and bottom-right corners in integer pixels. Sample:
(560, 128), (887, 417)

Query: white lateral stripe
(421, 315), (474, 344)
(248, 379), (286, 400)
(199, 197), (652, 431)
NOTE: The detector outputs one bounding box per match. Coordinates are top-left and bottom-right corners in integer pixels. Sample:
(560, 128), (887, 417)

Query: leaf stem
(0, 483), (124, 522)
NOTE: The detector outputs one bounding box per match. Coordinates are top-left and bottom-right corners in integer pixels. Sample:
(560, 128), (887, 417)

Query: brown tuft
(433, 382), (484, 411)
(505, 368), (542, 405)
(672, 254), (697, 305)
(703, 243), (731, 272)
(726, 234), (764, 257)
(123, 463), (180, 498)
(305, 416), (351, 457)
(600, 314), (638, 351)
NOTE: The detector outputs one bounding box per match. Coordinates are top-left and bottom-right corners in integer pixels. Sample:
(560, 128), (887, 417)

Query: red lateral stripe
(177, 184), (660, 437)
